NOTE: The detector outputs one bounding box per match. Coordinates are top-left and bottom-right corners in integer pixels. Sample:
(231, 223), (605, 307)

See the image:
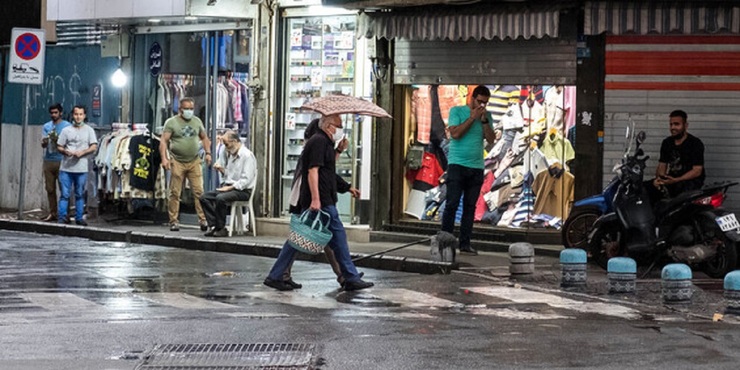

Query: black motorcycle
(589, 127), (739, 278)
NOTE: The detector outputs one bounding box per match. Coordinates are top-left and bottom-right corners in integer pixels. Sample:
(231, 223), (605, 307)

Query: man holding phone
(440, 85), (495, 255)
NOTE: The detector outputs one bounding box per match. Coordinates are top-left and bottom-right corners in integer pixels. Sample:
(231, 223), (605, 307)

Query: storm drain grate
(135, 343), (319, 370)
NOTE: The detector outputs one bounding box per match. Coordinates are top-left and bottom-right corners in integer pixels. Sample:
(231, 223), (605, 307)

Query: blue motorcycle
(561, 175), (619, 249)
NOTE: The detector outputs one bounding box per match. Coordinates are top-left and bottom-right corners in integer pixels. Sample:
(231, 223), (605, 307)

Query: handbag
(406, 144), (424, 170)
(287, 210), (333, 255)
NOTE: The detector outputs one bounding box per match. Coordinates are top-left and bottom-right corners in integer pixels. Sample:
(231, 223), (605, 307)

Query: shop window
(401, 84), (576, 230)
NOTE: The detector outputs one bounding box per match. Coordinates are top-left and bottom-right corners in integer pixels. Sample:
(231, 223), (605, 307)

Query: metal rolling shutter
(393, 38), (576, 85)
(603, 35), (740, 212)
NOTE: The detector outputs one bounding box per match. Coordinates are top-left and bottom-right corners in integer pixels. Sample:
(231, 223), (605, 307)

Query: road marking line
(367, 289), (463, 309)
(19, 293), (102, 311)
(135, 293), (238, 309)
(246, 291), (340, 309)
(465, 286), (641, 320)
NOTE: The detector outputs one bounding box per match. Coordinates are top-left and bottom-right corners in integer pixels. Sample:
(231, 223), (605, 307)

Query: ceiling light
(148, 19), (161, 23)
(111, 68), (127, 88)
(184, 16), (198, 21)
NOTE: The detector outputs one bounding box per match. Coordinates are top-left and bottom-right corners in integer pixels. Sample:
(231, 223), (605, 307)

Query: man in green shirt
(160, 97), (212, 231)
(441, 85), (496, 255)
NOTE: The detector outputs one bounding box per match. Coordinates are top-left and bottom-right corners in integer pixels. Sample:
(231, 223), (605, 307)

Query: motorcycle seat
(654, 189), (704, 216)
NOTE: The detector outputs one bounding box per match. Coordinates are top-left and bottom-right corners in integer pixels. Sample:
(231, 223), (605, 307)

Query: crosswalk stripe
(18, 293), (102, 311)
(366, 289), (463, 309)
(465, 286), (641, 320)
(135, 293), (238, 310)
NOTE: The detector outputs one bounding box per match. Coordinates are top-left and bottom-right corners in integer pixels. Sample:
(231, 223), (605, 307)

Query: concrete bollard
(607, 257), (637, 294)
(560, 249), (587, 288)
(661, 263), (693, 304)
(724, 270), (740, 315)
(509, 242), (535, 275)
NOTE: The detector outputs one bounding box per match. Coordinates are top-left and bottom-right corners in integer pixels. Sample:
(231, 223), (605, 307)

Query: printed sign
(92, 84), (102, 117)
(8, 28), (46, 85)
(149, 42), (162, 77)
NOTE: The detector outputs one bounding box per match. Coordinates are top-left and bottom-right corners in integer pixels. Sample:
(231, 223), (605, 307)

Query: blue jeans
(441, 164), (484, 249)
(59, 171), (87, 222)
(268, 205), (361, 283)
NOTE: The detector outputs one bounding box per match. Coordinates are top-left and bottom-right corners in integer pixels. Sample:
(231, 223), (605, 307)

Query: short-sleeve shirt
(58, 124), (98, 173)
(447, 105), (493, 169)
(163, 115), (206, 163)
(659, 134), (706, 196)
(42, 120), (71, 162)
(659, 133), (705, 184)
(299, 131), (338, 210)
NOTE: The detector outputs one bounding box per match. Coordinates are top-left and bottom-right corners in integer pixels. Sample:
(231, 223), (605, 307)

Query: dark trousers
(199, 188), (252, 230)
(441, 164), (484, 249)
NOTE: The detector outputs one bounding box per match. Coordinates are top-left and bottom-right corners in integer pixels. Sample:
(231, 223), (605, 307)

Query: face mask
(73, 120), (83, 127)
(332, 127), (344, 143)
(182, 109), (194, 120)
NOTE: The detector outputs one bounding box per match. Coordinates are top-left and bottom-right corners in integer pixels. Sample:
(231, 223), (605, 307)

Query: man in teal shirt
(442, 85), (495, 255)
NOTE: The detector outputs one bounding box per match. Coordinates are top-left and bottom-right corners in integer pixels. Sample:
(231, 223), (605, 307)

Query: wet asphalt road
(1, 230), (740, 370)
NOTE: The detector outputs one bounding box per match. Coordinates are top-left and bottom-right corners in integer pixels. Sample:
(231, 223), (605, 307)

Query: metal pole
(17, 84), (29, 220)
(204, 32), (212, 191)
(210, 31), (220, 191)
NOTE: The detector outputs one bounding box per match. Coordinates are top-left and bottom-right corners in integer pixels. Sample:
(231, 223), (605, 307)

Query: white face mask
(332, 127), (344, 143)
(182, 109), (194, 120)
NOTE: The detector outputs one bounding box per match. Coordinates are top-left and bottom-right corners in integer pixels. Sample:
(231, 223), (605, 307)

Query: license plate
(716, 213), (740, 232)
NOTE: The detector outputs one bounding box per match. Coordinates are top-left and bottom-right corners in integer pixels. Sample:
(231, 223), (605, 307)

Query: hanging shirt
(532, 167), (574, 219)
(129, 135), (162, 191)
(412, 86), (432, 144)
(540, 133), (575, 164)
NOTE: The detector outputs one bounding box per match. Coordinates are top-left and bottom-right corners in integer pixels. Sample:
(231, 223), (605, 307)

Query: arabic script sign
(149, 42), (162, 77)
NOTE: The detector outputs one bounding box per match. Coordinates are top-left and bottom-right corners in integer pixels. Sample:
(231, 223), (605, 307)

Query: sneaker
(263, 278), (294, 291)
(42, 214), (56, 222)
(75, 220), (88, 226)
(200, 221), (208, 231)
(170, 224), (179, 232)
(343, 279), (374, 291)
(204, 227), (216, 237)
(460, 246), (478, 255)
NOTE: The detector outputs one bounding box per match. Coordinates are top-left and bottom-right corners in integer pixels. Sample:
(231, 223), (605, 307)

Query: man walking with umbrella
(264, 114), (373, 291)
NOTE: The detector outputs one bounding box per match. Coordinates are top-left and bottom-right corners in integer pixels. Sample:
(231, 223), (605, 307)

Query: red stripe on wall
(605, 81), (740, 91)
(606, 51), (740, 75)
(607, 35), (740, 45)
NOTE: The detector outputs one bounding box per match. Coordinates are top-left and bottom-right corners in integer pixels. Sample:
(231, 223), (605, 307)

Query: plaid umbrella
(300, 95), (392, 118)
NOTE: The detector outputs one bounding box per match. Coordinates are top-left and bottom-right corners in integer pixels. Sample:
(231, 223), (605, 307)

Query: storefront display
(280, 15), (359, 220)
(403, 84), (577, 230)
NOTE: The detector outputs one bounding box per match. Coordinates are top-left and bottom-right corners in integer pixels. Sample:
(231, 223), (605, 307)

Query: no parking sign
(8, 28), (45, 85)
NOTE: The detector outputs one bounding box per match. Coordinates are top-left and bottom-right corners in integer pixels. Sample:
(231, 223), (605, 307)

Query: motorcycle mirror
(636, 131), (646, 145)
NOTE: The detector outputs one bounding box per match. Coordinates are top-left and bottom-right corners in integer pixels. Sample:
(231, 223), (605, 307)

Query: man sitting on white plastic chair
(199, 130), (257, 237)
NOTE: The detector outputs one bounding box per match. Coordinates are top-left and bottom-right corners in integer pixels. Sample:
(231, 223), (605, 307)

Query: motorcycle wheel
(702, 231), (737, 278)
(589, 222), (624, 270)
(562, 206), (602, 249)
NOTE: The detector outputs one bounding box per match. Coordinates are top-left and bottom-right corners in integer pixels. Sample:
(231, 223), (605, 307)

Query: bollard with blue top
(662, 263), (693, 304)
(509, 242), (535, 275)
(607, 257), (637, 294)
(724, 270), (740, 315)
(560, 249), (587, 288)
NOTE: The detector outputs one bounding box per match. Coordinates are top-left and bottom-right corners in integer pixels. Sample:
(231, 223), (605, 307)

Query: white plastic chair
(228, 186), (256, 237)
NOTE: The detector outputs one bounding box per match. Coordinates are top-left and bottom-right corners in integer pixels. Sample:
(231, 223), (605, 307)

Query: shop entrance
(397, 84), (578, 234)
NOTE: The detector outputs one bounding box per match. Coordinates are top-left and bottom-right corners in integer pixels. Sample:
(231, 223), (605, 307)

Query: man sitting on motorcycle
(649, 109), (705, 200)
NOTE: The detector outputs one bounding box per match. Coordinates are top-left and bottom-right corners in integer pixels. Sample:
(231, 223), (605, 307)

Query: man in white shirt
(199, 130), (257, 237)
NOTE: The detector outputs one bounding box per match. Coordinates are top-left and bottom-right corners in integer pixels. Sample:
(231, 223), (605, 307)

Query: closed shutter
(393, 38), (576, 85)
(603, 35), (740, 211)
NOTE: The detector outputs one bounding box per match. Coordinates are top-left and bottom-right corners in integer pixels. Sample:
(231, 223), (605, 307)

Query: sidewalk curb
(0, 220), (456, 275)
